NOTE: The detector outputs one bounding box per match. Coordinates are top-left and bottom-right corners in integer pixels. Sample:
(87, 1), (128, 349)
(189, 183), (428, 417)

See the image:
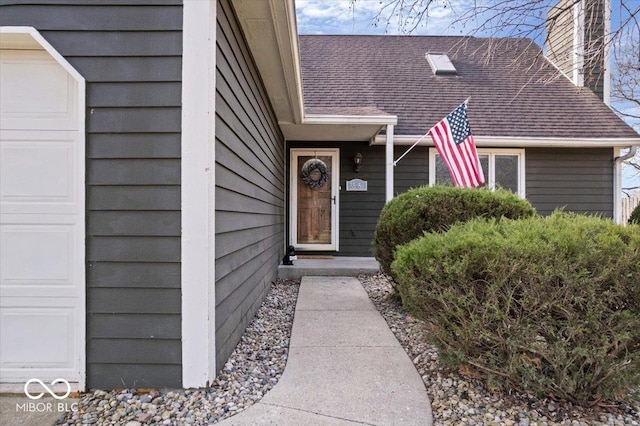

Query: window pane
(435, 155), (453, 186)
(436, 154), (489, 187)
(495, 155), (519, 193)
(479, 155), (489, 186)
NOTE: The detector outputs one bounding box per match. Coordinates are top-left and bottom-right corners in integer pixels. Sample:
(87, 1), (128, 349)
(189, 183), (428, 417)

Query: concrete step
(277, 256), (380, 280)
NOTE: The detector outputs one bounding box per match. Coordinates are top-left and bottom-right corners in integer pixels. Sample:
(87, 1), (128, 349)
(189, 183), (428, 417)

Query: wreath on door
(301, 158), (328, 189)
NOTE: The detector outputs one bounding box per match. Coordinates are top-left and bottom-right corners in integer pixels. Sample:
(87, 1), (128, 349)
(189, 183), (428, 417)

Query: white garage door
(0, 47), (84, 385)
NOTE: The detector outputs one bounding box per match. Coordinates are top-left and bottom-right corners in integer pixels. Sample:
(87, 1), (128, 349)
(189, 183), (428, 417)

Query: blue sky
(295, 0), (640, 191)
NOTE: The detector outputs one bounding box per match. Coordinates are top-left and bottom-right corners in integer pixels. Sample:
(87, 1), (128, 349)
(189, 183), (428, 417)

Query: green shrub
(629, 202), (640, 225)
(372, 185), (536, 275)
(392, 212), (640, 405)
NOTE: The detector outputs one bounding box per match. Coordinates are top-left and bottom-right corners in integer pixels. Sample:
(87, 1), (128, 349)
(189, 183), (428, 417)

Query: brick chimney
(545, 0), (610, 104)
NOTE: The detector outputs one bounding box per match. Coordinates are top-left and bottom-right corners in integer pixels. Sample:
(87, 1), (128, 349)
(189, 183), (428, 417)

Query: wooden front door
(290, 149), (339, 251)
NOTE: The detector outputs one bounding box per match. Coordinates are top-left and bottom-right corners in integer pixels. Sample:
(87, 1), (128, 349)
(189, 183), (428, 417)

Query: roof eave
(232, 0), (304, 125)
(373, 135), (640, 148)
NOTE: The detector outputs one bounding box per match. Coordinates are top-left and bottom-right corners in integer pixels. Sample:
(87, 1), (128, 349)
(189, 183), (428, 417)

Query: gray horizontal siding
(88, 159), (180, 185)
(0, 1), (184, 388)
(526, 148), (614, 217)
(87, 134), (181, 158)
(88, 186), (180, 210)
(88, 263), (180, 289)
(88, 289), (180, 314)
(88, 211), (180, 236)
(88, 237), (180, 262)
(68, 57), (182, 82)
(90, 314), (181, 339)
(87, 365), (181, 391)
(214, 0), (285, 374)
(88, 108), (181, 133)
(0, 3), (182, 31)
(88, 83), (182, 108)
(43, 31), (182, 56)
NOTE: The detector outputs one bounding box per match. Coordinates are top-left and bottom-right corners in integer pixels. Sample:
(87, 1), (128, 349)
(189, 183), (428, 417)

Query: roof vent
(426, 53), (457, 75)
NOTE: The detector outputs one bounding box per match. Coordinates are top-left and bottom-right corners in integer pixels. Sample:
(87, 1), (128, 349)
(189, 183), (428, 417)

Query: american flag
(428, 102), (485, 188)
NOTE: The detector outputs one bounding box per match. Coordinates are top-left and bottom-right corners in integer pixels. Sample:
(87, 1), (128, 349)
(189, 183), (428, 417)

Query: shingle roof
(299, 35), (639, 139)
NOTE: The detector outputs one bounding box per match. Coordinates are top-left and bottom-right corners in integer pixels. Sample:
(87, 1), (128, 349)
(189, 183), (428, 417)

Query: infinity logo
(24, 378), (71, 400)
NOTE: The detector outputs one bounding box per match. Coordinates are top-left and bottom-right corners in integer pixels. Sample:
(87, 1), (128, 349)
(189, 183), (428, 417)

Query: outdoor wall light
(354, 152), (363, 172)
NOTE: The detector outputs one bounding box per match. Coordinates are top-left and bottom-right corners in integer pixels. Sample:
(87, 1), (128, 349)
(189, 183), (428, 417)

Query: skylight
(426, 53), (457, 76)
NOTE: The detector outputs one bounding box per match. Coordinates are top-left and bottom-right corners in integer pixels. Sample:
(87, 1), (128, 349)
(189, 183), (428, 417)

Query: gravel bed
(359, 273), (640, 426)
(56, 278), (300, 426)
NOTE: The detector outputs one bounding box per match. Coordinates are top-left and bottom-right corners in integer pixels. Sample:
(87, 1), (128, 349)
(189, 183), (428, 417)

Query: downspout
(614, 146), (638, 223)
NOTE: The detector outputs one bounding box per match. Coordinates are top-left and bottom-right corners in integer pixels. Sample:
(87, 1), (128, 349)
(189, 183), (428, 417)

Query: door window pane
(297, 155), (332, 244)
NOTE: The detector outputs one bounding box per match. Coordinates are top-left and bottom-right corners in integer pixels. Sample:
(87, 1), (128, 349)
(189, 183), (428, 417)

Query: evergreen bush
(372, 185), (536, 274)
(392, 212), (640, 404)
(629, 201), (640, 225)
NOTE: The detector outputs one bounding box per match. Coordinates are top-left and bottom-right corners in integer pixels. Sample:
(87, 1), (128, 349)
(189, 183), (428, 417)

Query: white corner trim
(181, 0), (217, 388)
(0, 26), (87, 392)
(613, 147), (622, 223)
(386, 124), (395, 201)
(573, 0), (585, 86)
(603, 0), (611, 106)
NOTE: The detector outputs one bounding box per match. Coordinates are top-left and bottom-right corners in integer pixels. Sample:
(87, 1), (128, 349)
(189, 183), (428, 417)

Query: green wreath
(301, 159), (328, 189)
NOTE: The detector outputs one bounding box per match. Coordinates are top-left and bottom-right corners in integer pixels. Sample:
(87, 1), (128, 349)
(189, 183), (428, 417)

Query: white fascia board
(373, 134), (640, 148)
(303, 114), (398, 126)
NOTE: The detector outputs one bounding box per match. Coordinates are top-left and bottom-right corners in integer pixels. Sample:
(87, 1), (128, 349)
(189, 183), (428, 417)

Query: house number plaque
(346, 178), (367, 192)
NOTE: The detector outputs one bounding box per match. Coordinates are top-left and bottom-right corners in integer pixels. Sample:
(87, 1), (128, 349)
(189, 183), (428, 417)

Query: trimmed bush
(629, 202), (640, 225)
(372, 185), (536, 274)
(392, 212), (640, 404)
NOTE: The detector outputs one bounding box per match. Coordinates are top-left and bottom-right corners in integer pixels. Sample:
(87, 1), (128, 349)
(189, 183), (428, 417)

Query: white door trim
(0, 26), (86, 392)
(290, 149), (340, 251)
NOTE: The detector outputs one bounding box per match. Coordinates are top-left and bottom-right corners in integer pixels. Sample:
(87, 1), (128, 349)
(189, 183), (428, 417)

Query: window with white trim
(429, 148), (526, 197)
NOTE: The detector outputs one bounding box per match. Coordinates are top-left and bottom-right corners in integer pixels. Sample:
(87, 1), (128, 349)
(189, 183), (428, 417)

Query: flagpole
(392, 131), (430, 167)
(393, 98), (471, 167)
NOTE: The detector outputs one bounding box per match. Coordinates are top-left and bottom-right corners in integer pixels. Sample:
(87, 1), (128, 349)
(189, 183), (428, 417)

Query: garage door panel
(0, 223), (77, 298)
(0, 50), (77, 131)
(0, 137), (76, 214)
(0, 44), (84, 385)
(0, 304), (78, 380)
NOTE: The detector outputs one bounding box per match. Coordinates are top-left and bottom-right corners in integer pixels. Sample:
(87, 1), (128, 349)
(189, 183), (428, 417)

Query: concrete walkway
(218, 276), (433, 425)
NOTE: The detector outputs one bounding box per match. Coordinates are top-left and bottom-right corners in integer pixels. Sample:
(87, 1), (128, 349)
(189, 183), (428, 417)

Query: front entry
(290, 149), (339, 251)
